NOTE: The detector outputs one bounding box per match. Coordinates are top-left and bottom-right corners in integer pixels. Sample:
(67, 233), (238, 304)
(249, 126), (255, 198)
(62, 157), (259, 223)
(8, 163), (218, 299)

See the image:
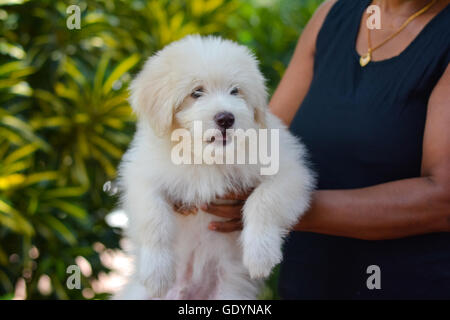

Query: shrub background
(0, 0), (320, 300)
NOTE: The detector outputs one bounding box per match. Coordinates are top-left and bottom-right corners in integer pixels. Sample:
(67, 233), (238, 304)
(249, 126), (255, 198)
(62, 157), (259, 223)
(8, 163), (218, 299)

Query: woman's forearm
(295, 176), (450, 240)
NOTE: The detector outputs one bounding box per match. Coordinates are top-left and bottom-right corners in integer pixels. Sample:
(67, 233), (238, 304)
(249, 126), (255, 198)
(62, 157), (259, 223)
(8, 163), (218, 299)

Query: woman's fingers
(174, 201), (244, 232)
(209, 219), (243, 233)
(173, 203), (198, 216)
(201, 191), (250, 233)
(200, 203), (242, 219)
(220, 190), (253, 201)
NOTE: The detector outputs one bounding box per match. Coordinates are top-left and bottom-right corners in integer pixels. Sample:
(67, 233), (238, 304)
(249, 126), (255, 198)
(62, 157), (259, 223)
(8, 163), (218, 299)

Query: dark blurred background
(0, 0), (321, 300)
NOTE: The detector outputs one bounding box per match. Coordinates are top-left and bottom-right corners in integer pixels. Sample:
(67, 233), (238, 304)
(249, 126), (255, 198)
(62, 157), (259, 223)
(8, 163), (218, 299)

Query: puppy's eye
(230, 87), (239, 95)
(191, 87), (204, 99)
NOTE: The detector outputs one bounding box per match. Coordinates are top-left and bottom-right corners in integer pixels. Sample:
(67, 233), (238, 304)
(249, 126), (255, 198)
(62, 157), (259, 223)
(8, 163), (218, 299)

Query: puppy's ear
(247, 62), (268, 129)
(250, 81), (268, 129)
(129, 58), (180, 136)
(254, 104), (267, 129)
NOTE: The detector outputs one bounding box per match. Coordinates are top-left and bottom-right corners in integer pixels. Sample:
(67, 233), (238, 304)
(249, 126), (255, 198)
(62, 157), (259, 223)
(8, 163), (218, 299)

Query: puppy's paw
(137, 248), (174, 298)
(241, 229), (283, 279)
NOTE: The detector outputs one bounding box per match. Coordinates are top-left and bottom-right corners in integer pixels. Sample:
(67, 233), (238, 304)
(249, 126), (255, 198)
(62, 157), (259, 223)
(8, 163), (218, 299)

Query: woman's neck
(378, 0), (435, 16)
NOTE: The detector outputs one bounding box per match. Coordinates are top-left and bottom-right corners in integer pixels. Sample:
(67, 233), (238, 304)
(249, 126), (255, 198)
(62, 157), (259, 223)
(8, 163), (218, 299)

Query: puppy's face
(130, 35), (267, 154)
(175, 82), (255, 148)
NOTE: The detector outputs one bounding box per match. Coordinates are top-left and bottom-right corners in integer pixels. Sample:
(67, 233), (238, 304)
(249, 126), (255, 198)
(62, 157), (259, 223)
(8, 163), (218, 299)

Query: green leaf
(3, 143), (39, 165)
(61, 57), (86, 87)
(23, 171), (60, 186)
(0, 245), (8, 266)
(30, 116), (72, 129)
(102, 91), (130, 113)
(41, 186), (87, 199)
(34, 89), (66, 114)
(0, 127), (26, 145)
(90, 134), (123, 159)
(0, 173), (26, 189)
(73, 153), (90, 186)
(45, 214), (77, 245)
(1, 159), (31, 175)
(0, 40), (25, 59)
(0, 199), (34, 236)
(48, 199), (87, 221)
(91, 147), (116, 177)
(94, 54), (110, 96)
(0, 61), (24, 76)
(1, 115), (49, 150)
(102, 53), (140, 95)
(0, 0), (30, 5)
(54, 83), (80, 102)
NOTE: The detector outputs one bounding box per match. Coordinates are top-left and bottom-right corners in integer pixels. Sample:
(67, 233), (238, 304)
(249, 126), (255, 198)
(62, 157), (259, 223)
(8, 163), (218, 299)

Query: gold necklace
(360, 0), (437, 67)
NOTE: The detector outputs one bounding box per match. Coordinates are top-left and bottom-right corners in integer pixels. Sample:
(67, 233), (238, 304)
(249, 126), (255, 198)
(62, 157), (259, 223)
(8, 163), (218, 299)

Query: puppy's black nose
(214, 112), (235, 129)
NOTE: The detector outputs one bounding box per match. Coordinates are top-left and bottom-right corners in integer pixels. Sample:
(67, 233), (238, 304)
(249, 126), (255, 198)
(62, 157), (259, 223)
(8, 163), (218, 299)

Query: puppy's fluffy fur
(115, 35), (314, 299)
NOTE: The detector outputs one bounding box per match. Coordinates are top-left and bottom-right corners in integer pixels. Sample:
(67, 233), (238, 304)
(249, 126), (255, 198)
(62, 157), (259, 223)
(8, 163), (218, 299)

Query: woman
(185, 0), (450, 299)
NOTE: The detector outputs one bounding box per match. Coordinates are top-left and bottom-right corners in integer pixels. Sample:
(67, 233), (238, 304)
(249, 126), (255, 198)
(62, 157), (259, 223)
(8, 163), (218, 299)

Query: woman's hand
(201, 192), (249, 232)
(173, 202), (198, 216)
(201, 192), (250, 232)
(173, 192), (251, 233)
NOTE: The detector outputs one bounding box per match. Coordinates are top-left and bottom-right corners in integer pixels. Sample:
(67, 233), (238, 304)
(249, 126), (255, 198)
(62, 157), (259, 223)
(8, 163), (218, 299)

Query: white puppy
(115, 35), (314, 300)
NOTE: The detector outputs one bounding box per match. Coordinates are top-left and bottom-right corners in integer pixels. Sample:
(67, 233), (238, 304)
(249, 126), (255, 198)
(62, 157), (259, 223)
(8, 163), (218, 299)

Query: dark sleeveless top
(280, 0), (450, 299)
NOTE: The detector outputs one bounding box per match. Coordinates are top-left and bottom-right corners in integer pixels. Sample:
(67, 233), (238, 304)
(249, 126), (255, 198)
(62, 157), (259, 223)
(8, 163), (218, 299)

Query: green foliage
(0, 0), (320, 299)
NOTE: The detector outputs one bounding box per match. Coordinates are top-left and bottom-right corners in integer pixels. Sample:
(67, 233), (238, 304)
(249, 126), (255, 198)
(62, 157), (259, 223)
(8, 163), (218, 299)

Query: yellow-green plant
(0, 0), (320, 300)
(32, 54), (138, 186)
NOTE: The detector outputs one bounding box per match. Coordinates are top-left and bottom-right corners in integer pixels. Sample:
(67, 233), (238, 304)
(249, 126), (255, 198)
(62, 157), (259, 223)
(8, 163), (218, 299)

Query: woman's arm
(204, 65), (450, 239)
(269, 0), (336, 125)
(296, 65), (450, 240)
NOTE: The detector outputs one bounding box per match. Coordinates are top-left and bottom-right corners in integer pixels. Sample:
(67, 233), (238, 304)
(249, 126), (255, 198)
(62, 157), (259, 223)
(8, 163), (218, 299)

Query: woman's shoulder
(306, 0), (365, 46)
(300, 0), (337, 55)
(308, 0), (337, 32)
